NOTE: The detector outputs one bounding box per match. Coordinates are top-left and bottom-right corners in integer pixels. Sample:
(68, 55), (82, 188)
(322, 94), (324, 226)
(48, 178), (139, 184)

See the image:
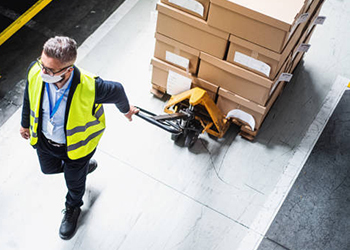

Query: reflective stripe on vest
(66, 106), (104, 136)
(65, 68), (105, 160)
(27, 64), (106, 160)
(28, 63), (43, 146)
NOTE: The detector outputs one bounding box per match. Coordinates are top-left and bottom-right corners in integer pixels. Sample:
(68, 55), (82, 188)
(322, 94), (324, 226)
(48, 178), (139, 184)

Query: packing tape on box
(234, 51), (271, 77)
(174, 47), (181, 54)
(169, 0), (204, 17)
(167, 70), (192, 95)
(250, 51), (259, 59)
(166, 51), (190, 73)
(292, 43), (311, 61)
(226, 109), (256, 131)
(270, 73), (293, 96)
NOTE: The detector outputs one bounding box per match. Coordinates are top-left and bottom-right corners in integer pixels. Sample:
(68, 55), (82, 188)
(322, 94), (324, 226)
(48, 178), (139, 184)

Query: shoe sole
(59, 232), (73, 240)
(59, 222), (79, 240)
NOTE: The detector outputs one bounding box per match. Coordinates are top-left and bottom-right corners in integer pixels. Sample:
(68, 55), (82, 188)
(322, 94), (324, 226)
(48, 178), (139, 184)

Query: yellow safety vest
(27, 63), (106, 160)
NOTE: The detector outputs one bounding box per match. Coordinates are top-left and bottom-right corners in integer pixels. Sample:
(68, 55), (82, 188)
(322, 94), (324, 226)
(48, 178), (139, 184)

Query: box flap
(200, 52), (273, 89)
(151, 57), (194, 78)
(210, 0), (306, 31)
(229, 34), (282, 61)
(193, 78), (218, 93)
(155, 33), (200, 56)
(160, 0), (209, 19)
(218, 88), (266, 114)
(157, 3), (229, 39)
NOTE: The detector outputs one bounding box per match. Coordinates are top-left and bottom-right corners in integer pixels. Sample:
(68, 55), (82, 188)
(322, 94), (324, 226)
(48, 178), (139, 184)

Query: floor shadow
(254, 61), (325, 149)
(190, 125), (240, 155)
(79, 188), (101, 225)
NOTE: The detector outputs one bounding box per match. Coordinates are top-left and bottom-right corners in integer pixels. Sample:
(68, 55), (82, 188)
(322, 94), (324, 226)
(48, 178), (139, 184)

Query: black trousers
(36, 133), (95, 208)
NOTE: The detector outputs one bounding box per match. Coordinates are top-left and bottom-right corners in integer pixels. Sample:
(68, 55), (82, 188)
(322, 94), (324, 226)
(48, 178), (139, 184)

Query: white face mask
(41, 71), (65, 84)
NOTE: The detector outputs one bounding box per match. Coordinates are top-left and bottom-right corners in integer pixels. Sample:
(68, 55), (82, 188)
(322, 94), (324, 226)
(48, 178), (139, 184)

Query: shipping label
(292, 43), (311, 61)
(314, 16), (327, 25)
(226, 109), (256, 131)
(270, 73), (293, 96)
(169, 0), (204, 17)
(167, 70), (192, 95)
(234, 51), (271, 77)
(308, 16), (327, 34)
(166, 51), (190, 71)
(289, 13), (310, 39)
(297, 43), (311, 53)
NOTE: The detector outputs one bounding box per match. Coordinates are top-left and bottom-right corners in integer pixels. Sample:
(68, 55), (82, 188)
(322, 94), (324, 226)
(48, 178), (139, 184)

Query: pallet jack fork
(135, 87), (231, 148)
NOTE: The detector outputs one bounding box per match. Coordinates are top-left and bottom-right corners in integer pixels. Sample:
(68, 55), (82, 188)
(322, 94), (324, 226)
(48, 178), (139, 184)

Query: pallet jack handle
(134, 106), (182, 135)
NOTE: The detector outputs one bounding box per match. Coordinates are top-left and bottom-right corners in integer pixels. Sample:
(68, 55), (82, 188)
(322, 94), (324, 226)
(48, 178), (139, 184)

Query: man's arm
(20, 61), (37, 139)
(95, 77), (138, 121)
(20, 80), (31, 139)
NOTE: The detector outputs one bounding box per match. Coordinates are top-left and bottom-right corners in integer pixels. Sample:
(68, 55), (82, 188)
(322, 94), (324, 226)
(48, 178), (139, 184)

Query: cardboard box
(151, 57), (218, 98)
(226, 3), (323, 80)
(154, 33), (200, 75)
(226, 35), (290, 80)
(217, 80), (286, 130)
(290, 22), (317, 73)
(208, 0), (323, 53)
(160, 0), (210, 20)
(192, 78), (219, 100)
(198, 52), (291, 106)
(156, 3), (229, 59)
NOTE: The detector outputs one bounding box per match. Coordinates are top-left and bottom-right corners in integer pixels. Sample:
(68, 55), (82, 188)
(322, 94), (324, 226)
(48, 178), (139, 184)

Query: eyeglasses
(36, 57), (72, 76)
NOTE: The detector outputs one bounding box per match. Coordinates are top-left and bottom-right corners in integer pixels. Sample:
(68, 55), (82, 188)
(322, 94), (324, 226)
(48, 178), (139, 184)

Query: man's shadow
(79, 187), (101, 225)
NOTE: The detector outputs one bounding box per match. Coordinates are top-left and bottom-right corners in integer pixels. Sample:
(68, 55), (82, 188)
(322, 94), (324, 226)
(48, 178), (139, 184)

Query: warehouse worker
(19, 36), (139, 240)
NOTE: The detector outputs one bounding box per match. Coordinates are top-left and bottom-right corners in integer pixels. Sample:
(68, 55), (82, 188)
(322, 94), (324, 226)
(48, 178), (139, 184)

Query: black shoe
(59, 206), (81, 240)
(88, 159), (98, 174)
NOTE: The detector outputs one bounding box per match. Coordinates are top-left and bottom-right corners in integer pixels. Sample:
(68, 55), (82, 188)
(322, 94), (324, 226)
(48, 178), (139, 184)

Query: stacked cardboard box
(151, 0), (326, 139)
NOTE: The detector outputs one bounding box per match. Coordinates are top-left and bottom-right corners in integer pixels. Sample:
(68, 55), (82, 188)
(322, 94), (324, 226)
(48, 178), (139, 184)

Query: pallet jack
(135, 87), (232, 148)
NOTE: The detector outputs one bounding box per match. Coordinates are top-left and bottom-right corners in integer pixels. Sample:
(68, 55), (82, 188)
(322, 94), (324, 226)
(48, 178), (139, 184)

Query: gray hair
(43, 36), (77, 64)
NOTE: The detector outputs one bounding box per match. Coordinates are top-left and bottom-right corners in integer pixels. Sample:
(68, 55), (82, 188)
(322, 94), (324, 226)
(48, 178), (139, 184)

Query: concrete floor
(258, 89), (350, 250)
(0, 0), (125, 126)
(0, 0), (350, 249)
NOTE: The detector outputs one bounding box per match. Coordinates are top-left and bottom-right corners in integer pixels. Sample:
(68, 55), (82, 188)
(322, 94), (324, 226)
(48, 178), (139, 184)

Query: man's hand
(124, 105), (139, 121)
(20, 126), (30, 140)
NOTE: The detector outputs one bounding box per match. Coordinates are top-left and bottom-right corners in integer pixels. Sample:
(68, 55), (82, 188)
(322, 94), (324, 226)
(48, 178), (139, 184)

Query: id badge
(47, 121), (54, 136)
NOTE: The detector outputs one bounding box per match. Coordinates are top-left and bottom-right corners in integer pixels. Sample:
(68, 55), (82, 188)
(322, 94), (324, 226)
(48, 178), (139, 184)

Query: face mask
(41, 71), (64, 84)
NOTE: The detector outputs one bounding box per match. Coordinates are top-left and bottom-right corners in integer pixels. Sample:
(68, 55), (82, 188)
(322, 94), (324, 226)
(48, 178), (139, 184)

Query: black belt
(47, 138), (66, 147)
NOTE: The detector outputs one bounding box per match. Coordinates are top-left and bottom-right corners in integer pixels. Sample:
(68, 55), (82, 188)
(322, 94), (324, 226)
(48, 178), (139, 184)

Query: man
(20, 36), (139, 240)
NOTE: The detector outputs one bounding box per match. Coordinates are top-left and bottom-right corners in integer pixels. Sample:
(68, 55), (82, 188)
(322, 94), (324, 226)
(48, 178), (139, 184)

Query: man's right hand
(20, 126), (30, 140)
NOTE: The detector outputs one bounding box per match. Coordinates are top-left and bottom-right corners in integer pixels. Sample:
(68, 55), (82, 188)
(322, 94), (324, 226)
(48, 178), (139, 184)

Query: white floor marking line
(237, 75), (349, 250)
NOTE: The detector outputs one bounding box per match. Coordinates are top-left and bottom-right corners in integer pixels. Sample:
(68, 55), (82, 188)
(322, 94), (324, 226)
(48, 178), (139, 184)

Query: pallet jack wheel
(184, 131), (198, 148)
(171, 133), (181, 142)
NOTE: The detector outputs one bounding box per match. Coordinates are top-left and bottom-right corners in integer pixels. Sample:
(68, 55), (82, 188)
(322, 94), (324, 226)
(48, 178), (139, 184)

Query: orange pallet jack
(135, 87), (231, 148)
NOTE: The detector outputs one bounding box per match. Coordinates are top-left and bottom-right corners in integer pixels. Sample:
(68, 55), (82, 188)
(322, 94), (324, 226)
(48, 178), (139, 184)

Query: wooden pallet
(229, 80), (288, 141)
(150, 84), (166, 99)
(230, 118), (258, 141)
(151, 84), (260, 141)
(150, 82), (288, 141)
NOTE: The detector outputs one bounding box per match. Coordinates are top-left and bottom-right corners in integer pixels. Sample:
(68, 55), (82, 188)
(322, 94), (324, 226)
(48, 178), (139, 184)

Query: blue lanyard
(45, 71), (73, 120)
